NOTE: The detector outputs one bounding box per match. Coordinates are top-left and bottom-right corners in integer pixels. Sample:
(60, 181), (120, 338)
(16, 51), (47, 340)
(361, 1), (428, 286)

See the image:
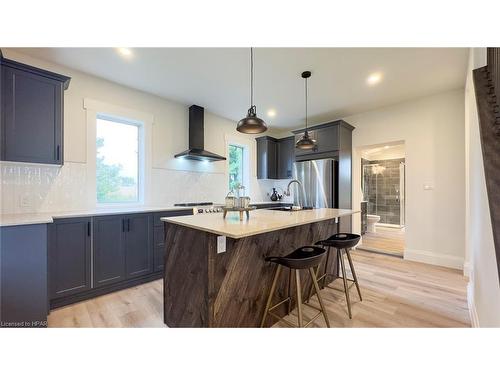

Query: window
(96, 114), (143, 204)
(228, 144), (245, 192)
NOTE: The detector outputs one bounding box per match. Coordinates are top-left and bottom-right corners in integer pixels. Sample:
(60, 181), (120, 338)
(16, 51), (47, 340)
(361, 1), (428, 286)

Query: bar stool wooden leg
(260, 265), (282, 327)
(338, 249), (352, 319)
(308, 267), (330, 327)
(295, 269), (303, 327)
(321, 245), (331, 288)
(287, 268), (292, 314)
(345, 248), (362, 301)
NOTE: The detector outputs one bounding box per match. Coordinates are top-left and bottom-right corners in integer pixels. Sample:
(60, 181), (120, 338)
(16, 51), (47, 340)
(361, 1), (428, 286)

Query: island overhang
(161, 208), (359, 239)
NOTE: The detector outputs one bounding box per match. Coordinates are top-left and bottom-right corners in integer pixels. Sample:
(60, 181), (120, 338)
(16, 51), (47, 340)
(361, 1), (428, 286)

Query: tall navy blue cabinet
(0, 52), (70, 165)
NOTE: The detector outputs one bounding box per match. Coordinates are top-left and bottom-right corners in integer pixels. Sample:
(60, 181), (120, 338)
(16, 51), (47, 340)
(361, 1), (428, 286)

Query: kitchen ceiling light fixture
(116, 47), (133, 58)
(296, 71), (317, 150)
(237, 48), (268, 134)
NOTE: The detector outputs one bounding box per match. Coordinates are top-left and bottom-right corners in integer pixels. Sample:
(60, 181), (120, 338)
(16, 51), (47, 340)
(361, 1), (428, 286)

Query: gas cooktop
(174, 202), (213, 207)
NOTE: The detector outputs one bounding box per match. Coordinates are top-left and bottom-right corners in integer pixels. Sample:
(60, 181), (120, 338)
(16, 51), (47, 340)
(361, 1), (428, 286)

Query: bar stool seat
(261, 246), (331, 328)
(310, 233), (362, 319)
(265, 246), (326, 269)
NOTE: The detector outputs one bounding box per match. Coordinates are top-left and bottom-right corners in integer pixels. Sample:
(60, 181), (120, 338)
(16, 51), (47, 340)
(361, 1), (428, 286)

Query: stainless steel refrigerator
(292, 158), (339, 209)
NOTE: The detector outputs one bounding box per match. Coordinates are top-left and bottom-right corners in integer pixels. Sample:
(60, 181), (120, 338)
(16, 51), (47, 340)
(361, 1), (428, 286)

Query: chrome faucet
(284, 179), (302, 196)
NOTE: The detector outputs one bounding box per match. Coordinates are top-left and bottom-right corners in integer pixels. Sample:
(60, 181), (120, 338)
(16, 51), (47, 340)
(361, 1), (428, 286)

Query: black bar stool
(309, 233), (362, 319)
(260, 246), (330, 328)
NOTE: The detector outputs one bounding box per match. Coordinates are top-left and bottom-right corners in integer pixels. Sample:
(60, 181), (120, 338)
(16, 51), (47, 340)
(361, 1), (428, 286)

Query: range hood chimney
(174, 105), (226, 162)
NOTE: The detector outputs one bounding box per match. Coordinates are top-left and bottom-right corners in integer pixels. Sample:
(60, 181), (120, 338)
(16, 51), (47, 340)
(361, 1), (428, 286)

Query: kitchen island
(161, 208), (359, 327)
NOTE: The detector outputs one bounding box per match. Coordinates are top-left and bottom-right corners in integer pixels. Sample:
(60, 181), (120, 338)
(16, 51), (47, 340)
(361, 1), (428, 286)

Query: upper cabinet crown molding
(1, 55), (71, 165)
(0, 55), (71, 90)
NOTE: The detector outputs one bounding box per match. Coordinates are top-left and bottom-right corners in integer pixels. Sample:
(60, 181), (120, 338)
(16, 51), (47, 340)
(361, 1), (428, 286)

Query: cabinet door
(124, 214), (153, 279)
(154, 226), (166, 272)
(294, 124), (340, 156)
(93, 215), (126, 287)
(315, 125), (339, 153)
(49, 218), (91, 299)
(154, 210), (193, 272)
(1, 66), (63, 164)
(256, 137), (277, 179)
(277, 136), (295, 179)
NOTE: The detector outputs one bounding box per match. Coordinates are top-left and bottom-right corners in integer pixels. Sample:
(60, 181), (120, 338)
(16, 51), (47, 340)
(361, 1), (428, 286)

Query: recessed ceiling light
(384, 145), (390, 149)
(267, 109), (276, 117)
(366, 72), (382, 86)
(117, 48), (133, 58)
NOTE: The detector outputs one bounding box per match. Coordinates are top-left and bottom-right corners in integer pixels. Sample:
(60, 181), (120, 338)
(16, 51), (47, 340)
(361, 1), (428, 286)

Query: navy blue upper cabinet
(0, 55), (70, 165)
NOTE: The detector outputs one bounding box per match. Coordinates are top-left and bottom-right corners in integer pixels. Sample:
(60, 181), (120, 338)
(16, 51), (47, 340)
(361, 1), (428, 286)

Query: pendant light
(237, 48), (268, 134)
(295, 71), (317, 150)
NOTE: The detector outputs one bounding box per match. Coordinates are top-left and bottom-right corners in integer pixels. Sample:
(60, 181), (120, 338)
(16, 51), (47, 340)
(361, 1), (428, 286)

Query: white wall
(0, 49), (292, 214)
(345, 90), (466, 269)
(464, 48), (500, 327)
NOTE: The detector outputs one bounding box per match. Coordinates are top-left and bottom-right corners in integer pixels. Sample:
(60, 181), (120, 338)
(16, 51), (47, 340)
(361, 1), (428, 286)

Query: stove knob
(205, 209), (209, 213)
(217, 208), (221, 212)
(209, 209), (214, 213)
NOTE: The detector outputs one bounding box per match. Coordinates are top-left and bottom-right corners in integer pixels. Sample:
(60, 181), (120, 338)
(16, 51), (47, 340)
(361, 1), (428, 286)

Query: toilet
(366, 214), (381, 233)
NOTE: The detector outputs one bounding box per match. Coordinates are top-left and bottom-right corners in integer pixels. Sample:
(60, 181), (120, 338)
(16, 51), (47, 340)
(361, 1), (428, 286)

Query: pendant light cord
(305, 75), (308, 131)
(250, 47), (254, 108)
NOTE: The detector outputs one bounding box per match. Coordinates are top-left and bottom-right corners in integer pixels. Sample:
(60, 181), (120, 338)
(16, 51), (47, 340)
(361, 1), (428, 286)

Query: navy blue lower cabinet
(93, 215), (127, 287)
(0, 224), (48, 328)
(124, 214), (153, 279)
(153, 210), (193, 272)
(48, 218), (92, 300)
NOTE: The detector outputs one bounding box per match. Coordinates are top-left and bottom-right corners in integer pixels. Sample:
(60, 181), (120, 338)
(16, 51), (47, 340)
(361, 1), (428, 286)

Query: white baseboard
(467, 282), (479, 327)
(463, 261), (472, 278)
(404, 248), (464, 270)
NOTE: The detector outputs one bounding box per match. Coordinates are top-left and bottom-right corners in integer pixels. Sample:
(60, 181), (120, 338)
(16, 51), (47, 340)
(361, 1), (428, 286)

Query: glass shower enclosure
(362, 159), (405, 227)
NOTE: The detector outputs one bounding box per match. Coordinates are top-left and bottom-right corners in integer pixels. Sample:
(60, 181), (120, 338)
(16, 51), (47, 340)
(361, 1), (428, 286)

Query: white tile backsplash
(1, 162), (293, 214)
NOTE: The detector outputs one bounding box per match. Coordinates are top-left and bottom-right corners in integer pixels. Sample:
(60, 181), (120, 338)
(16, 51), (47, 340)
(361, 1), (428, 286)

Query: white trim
(224, 133), (256, 195)
(467, 282), (479, 327)
(404, 248), (464, 269)
(83, 98), (154, 124)
(463, 261), (472, 278)
(84, 98), (153, 209)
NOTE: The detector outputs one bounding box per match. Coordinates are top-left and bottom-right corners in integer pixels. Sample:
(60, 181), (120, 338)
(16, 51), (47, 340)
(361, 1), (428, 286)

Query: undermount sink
(267, 206), (314, 212)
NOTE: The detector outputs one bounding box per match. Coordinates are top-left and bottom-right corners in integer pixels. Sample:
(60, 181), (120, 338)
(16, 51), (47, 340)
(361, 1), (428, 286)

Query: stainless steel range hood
(174, 105), (226, 162)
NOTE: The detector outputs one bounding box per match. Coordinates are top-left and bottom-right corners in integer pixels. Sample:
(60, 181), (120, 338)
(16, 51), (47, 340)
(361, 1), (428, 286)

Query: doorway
(358, 142), (406, 257)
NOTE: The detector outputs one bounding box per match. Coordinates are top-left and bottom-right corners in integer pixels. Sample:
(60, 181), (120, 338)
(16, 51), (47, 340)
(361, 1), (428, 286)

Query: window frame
(95, 113), (145, 206)
(228, 143), (245, 192)
(84, 98), (153, 209)
(226, 140), (251, 196)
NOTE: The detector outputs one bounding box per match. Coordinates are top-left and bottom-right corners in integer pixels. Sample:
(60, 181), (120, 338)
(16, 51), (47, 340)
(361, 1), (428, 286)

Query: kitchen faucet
(284, 179), (304, 208)
(284, 179), (302, 196)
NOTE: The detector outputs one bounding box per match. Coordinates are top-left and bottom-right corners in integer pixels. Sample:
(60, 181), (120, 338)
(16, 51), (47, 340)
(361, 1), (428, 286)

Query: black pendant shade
(237, 48), (267, 134)
(296, 70), (317, 150)
(236, 105), (267, 134)
(295, 130), (316, 150)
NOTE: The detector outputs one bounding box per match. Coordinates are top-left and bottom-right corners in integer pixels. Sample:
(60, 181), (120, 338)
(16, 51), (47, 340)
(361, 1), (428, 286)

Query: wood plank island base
(161, 208), (358, 327)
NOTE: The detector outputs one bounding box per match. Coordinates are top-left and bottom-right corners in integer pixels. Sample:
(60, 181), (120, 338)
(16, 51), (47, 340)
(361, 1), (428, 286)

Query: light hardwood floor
(48, 250), (470, 328)
(358, 226), (405, 257)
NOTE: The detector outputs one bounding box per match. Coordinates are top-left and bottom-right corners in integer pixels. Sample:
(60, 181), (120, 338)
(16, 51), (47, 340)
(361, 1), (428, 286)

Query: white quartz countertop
(162, 208), (360, 239)
(0, 206), (194, 227)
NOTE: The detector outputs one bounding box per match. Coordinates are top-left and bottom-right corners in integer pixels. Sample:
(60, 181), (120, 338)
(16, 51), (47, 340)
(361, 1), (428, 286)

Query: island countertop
(161, 208), (359, 239)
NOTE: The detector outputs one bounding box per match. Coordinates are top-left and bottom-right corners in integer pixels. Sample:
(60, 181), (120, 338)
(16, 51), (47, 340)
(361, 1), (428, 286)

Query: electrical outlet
(19, 195), (32, 208)
(217, 236), (226, 254)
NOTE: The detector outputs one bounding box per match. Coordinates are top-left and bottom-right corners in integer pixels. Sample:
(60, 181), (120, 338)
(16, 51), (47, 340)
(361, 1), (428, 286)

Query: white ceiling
(14, 48), (468, 129)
